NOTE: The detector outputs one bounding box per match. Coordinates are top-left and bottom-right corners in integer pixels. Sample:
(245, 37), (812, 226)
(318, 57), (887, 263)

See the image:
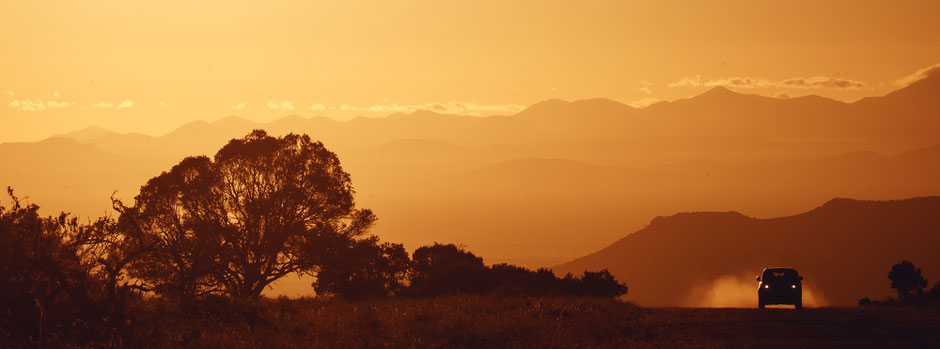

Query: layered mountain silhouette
(553, 196), (940, 306)
(42, 67), (940, 158)
(2, 65), (940, 291)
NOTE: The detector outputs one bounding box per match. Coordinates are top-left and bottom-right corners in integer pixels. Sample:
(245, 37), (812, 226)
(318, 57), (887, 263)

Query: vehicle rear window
(763, 269), (798, 281)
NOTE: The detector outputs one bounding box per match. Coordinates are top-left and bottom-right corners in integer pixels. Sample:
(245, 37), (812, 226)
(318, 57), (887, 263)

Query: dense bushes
(0, 189), (140, 345)
(403, 243), (627, 298)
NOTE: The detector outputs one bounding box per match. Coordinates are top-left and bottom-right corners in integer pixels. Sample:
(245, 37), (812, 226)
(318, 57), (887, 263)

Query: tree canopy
(888, 260), (928, 300)
(121, 130), (375, 299)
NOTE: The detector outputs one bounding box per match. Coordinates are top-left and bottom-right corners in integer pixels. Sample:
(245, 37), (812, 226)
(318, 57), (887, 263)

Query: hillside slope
(554, 197), (940, 306)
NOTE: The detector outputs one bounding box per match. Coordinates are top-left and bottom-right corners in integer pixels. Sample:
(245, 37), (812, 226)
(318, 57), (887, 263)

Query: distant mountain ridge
(2, 65), (940, 289)
(44, 69), (940, 158)
(554, 196), (940, 306)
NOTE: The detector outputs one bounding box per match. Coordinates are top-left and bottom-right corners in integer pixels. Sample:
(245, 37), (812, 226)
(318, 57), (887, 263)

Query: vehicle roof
(763, 267), (799, 273)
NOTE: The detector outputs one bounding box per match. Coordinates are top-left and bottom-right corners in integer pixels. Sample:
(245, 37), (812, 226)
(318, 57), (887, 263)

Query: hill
(554, 197), (940, 306)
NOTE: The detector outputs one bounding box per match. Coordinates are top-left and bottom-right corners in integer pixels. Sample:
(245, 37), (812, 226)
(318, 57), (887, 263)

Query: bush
(407, 243), (628, 298)
(0, 188), (139, 345)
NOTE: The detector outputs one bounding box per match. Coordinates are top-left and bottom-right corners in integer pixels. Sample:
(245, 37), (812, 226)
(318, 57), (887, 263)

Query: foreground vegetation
(5, 294), (938, 348)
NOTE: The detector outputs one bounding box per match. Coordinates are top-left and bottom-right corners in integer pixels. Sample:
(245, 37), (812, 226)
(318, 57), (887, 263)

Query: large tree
(122, 130), (375, 299)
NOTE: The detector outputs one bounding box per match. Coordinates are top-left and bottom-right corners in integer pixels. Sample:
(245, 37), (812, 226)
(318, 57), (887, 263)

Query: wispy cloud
(9, 99), (75, 111)
(669, 75), (865, 90)
(231, 103), (246, 110)
(92, 100), (134, 110)
(779, 77), (864, 89)
(360, 101), (526, 116)
(116, 100), (133, 110)
(267, 100), (295, 111)
(629, 97), (661, 108)
(320, 101), (524, 116)
(8, 90), (15, 97)
(668, 75), (703, 88)
(10, 100), (46, 111)
(704, 77), (775, 88)
(895, 62), (940, 87)
(46, 100), (74, 108)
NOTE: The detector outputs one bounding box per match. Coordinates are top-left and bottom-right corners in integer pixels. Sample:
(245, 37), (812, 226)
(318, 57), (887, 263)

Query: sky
(2, 0), (940, 142)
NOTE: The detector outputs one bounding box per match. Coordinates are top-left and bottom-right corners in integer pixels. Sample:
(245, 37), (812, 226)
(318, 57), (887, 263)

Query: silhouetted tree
(928, 281), (940, 300)
(121, 130), (375, 299)
(409, 243), (489, 296)
(407, 243), (628, 298)
(314, 236), (411, 299)
(888, 260), (928, 300)
(0, 188), (143, 345)
(578, 269), (629, 298)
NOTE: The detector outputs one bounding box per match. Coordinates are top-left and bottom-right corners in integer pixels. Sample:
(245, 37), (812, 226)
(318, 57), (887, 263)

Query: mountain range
(1, 68), (939, 299)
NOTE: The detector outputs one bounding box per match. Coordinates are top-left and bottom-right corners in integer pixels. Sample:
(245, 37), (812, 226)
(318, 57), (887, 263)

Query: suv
(756, 267), (803, 309)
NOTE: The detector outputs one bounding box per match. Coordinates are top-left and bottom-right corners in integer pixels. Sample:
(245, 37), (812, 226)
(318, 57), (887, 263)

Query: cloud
(10, 100), (45, 111)
(668, 75), (703, 88)
(231, 103), (246, 110)
(267, 100), (295, 111)
(780, 77), (864, 89)
(775, 92), (791, 100)
(629, 97), (661, 108)
(9, 98), (74, 111)
(309, 103), (327, 111)
(705, 77), (774, 88)
(46, 100), (74, 108)
(53, 90), (61, 98)
(669, 75), (865, 90)
(360, 101), (527, 116)
(92, 100), (133, 110)
(116, 100), (133, 110)
(6, 90), (13, 98)
(895, 62), (940, 87)
(638, 86), (652, 95)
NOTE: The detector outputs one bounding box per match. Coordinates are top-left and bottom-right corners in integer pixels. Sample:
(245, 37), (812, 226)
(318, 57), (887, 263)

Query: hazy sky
(2, 0), (939, 142)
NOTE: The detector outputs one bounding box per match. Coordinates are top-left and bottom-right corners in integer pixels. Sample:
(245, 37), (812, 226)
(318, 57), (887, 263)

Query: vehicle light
(791, 284), (797, 289)
(763, 284), (770, 289)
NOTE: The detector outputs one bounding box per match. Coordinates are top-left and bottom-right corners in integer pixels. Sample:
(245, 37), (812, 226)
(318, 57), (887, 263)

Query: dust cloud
(682, 274), (829, 308)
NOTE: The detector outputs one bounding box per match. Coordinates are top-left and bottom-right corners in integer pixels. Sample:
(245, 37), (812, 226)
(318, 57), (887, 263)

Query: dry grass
(123, 295), (940, 348)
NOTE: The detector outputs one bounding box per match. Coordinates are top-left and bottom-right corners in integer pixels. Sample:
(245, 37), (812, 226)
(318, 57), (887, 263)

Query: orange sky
(2, 0), (940, 142)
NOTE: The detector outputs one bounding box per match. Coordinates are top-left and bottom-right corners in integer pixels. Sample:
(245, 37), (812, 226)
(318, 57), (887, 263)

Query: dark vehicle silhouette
(756, 267), (803, 309)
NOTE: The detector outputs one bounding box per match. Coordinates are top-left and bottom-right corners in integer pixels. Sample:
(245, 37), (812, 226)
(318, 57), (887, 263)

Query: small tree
(313, 236), (411, 299)
(122, 130), (375, 299)
(888, 260), (928, 300)
(409, 243), (489, 296)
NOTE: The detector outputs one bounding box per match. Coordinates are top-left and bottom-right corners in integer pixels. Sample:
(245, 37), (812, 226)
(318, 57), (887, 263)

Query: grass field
(119, 295), (940, 348)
